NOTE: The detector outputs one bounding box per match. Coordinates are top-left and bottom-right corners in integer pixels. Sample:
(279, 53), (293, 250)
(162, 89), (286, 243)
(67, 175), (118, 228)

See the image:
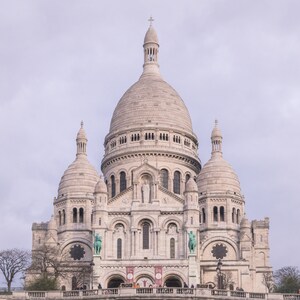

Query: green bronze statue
(94, 233), (102, 255)
(188, 231), (196, 253)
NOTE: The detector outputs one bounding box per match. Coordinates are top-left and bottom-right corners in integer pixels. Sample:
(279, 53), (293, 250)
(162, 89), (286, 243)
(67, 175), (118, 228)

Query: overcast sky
(0, 0), (299, 286)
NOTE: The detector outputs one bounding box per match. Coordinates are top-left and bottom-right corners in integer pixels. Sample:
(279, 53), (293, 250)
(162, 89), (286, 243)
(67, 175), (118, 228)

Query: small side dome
(95, 177), (108, 194)
(197, 121), (241, 195)
(144, 25), (159, 45)
(185, 177), (198, 193)
(58, 123), (99, 197)
(197, 154), (241, 195)
(58, 156), (99, 196)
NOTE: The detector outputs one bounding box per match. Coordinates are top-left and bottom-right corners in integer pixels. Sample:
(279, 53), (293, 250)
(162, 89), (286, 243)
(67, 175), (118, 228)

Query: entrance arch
(107, 276), (125, 288)
(164, 275), (182, 287)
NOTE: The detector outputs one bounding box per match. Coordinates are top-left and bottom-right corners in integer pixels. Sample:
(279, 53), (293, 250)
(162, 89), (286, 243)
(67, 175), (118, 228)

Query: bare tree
(29, 245), (66, 280)
(214, 271), (235, 289)
(67, 264), (92, 290)
(222, 271), (235, 290)
(262, 271), (274, 293)
(0, 249), (31, 292)
(274, 266), (300, 293)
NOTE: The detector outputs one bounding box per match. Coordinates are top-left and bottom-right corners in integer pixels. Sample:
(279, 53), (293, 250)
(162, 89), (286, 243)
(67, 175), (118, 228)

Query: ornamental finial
(148, 16), (154, 26)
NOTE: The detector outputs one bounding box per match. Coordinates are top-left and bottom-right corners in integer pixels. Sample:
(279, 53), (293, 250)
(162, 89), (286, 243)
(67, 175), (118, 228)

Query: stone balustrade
(4, 288), (300, 300)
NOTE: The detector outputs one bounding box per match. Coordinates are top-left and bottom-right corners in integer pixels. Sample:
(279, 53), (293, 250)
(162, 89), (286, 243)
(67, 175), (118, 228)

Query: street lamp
(216, 259), (224, 290)
(90, 262), (95, 290)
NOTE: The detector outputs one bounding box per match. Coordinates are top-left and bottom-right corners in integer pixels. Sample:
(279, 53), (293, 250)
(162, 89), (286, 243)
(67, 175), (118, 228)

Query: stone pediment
(108, 186), (133, 208)
(158, 186), (184, 206)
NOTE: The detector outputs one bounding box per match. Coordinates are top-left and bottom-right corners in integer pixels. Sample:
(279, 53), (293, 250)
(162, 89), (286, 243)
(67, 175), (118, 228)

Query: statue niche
(141, 174), (152, 203)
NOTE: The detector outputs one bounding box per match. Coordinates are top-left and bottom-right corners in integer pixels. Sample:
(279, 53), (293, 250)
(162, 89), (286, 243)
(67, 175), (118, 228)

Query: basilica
(28, 23), (271, 292)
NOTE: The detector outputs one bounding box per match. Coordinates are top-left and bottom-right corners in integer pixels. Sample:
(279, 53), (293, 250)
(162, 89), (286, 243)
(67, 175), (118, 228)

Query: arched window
(232, 208), (236, 223)
(161, 169), (169, 189)
(202, 208), (206, 223)
(213, 206), (218, 222)
(220, 206), (225, 222)
(79, 208), (84, 223)
(120, 171), (127, 192)
(170, 238), (175, 259)
(73, 208), (77, 223)
(185, 174), (191, 183)
(72, 276), (77, 290)
(111, 175), (116, 197)
(117, 238), (122, 259)
(173, 171), (181, 194)
(62, 209), (66, 225)
(237, 209), (240, 224)
(142, 222), (150, 249)
(58, 211), (61, 226)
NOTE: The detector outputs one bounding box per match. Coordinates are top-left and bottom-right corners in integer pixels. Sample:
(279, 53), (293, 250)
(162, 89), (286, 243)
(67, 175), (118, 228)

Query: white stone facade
(29, 24), (271, 293)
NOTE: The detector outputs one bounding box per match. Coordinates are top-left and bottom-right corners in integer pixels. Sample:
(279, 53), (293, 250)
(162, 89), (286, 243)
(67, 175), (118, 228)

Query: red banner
(126, 266), (134, 283)
(154, 266), (162, 287)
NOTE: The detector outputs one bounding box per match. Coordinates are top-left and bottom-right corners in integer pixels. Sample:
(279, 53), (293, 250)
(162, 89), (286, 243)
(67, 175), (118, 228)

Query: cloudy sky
(0, 0), (299, 285)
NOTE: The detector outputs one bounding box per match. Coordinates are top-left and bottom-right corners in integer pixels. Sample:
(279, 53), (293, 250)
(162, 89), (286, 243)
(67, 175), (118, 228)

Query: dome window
(79, 208), (84, 223)
(202, 208), (206, 223)
(145, 132), (155, 140)
(160, 169), (169, 189)
(213, 206), (218, 222)
(111, 175), (116, 198)
(184, 138), (191, 147)
(232, 208), (236, 223)
(237, 209), (241, 224)
(131, 133), (140, 142)
(159, 133), (169, 141)
(73, 208), (78, 223)
(120, 171), (127, 192)
(173, 135), (181, 144)
(173, 171), (181, 194)
(62, 210), (66, 225)
(110, 140), (116, 149)
(119, 136), (127, 145)
(220, 206), (225, 222)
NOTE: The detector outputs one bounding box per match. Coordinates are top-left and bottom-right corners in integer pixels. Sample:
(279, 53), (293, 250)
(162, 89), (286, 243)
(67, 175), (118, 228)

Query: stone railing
(7, 288), (300, 300)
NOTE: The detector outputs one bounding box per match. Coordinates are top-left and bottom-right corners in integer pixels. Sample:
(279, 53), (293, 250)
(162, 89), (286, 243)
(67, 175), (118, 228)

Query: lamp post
(90, 262), (95, 290)
(216, 258), (224, 290)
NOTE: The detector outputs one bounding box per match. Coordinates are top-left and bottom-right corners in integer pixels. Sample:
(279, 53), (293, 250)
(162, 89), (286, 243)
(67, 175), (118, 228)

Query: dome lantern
(142, 17), (160, 77)
(211, 120), (223, 156)
(76, 121), (87, 156)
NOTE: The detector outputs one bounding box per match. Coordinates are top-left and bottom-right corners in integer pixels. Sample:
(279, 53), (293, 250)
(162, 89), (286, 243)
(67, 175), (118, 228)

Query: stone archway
(136, 275), (154, 288)
(164, 276), (182, 287)
(107, 276), (125, 288)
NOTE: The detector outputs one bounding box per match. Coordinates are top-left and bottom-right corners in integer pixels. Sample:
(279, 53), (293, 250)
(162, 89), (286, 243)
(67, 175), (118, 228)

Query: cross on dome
(148, 16), (154, 26)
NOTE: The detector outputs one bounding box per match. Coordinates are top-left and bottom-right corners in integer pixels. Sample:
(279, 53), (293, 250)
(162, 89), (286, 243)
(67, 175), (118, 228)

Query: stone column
(188, 254), (199, 287)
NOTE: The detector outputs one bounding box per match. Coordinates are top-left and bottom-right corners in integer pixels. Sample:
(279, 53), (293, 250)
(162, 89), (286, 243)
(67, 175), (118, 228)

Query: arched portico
(164, 275), (183, 287)
(107, 275), (125, 288)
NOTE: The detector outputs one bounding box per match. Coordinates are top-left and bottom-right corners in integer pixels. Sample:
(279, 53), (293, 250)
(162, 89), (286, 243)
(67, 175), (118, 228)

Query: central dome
(102, 24), (201, 177)
(108, 24), (194, 136)
(109, 75), (193, 134)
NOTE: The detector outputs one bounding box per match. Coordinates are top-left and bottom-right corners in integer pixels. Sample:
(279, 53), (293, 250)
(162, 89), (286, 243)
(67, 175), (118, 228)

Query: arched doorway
(164, 276), (182, 287)
(107, 277), (125, 288)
